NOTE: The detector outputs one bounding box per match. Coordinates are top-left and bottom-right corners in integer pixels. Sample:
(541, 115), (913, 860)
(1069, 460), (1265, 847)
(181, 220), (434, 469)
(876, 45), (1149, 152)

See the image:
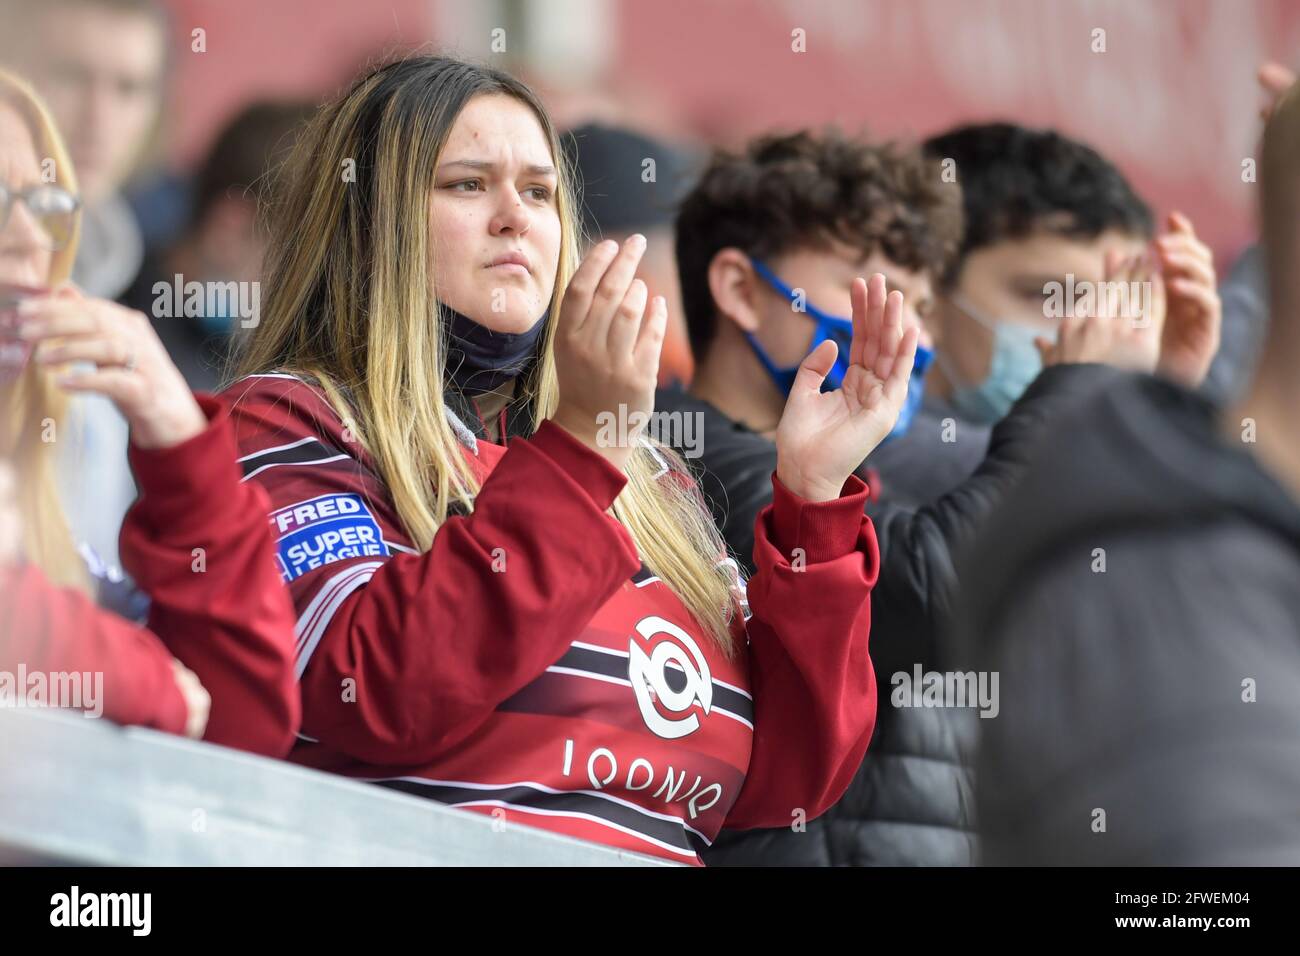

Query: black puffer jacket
(948, 376), (1300, 864)
(654, 363), (1116, 865)
(864, 401), (991, 509)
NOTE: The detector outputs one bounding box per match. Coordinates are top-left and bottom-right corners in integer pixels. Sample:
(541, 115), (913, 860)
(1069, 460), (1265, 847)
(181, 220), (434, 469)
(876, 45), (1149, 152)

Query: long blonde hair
(0, 68), (87, 592)
(236, 56), (739, 654)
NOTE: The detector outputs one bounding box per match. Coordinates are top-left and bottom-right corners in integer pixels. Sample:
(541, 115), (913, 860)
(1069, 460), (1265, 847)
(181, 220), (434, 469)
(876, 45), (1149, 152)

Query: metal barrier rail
(0, 708), (675, 867)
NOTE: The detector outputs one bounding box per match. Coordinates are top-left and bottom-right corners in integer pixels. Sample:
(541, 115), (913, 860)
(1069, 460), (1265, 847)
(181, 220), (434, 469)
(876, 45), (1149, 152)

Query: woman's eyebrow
(438, 158), (557, 176)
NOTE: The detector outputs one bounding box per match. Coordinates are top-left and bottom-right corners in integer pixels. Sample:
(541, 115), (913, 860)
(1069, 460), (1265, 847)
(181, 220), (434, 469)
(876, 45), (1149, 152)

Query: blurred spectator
(1202, 64), (1300, 405)
(868, 123), (1155, 508)
(562, 122), (695, 384)
(0, 67), (299, 755)
(1208, 243), (1267, 405)
(0, 0), (166, 296)
(123, 100), (314, 390)
(948, 94), (1300, 865)
(0, 0), (168, 569)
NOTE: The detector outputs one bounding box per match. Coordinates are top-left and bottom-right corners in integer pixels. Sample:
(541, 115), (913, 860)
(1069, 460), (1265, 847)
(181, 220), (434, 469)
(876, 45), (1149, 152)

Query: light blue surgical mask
(937, 294), (1042, 424)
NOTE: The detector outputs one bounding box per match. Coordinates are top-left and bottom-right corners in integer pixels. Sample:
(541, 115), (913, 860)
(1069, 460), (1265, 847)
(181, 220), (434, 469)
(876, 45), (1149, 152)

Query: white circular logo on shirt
(627, 615), (713, 739)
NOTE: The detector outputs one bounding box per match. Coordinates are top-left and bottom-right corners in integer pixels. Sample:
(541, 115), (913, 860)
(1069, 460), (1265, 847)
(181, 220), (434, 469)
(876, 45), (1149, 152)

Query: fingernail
(15, 299), (39, 315)
(16, 321), (39, 339)
(629, 233), (646, 248)
(598, 239), (618, 255)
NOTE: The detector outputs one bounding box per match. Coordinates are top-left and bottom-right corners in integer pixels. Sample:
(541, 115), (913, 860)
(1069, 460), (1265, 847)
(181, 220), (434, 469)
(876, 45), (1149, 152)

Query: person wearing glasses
(0, 69), (300, 755)
(0, 0), (170, 573)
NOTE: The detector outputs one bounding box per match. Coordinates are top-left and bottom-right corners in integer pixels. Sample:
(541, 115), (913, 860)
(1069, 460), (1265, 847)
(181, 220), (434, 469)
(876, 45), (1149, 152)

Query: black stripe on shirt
(552, 645), (754, 725)
(239, 438), (345, 477)
(371, 778), (708, 855)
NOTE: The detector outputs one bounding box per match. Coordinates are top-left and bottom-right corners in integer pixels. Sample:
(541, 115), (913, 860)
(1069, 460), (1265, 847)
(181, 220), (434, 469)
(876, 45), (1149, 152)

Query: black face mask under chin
(441, 302), (548, 396)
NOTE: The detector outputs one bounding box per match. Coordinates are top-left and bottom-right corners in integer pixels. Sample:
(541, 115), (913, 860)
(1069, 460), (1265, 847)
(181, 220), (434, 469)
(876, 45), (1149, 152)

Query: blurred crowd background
(0, 0), (1281, 398)
(132, 0), (1300, 255)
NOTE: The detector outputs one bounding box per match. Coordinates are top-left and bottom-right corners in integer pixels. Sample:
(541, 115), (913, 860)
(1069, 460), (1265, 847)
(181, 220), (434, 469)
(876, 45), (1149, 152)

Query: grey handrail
(0, 708), (677, 866)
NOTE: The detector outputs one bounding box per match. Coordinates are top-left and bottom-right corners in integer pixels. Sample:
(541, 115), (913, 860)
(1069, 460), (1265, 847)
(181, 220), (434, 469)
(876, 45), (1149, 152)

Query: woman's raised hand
(18, 285), (207, 450)
(551, 235), (667, 470)
(775, 274), (919, 502)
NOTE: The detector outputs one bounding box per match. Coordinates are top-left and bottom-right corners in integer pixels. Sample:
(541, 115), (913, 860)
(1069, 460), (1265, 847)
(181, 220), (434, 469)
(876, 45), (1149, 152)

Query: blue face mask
(442, 301), (547, 396)
(196, 303), (235, 337)
(748, 258), (932, 440)
(938, 294), (1043, 424)
(881, 340), (933, 444)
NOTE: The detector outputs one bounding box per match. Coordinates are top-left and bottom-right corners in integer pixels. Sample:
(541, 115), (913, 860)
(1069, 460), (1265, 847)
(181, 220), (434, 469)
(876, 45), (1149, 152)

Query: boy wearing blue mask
(655, 129), (1164, 867)
(667, 137), (946, 448)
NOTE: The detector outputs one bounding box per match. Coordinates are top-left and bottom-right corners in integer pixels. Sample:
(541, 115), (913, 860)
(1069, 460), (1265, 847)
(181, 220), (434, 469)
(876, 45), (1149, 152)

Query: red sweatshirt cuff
(142, 657), (189, 735)
(768, 472), (870, 565)
(127, 393), (245, 538)
(0, 563), (189, 735)
(524, 419), (629, 511)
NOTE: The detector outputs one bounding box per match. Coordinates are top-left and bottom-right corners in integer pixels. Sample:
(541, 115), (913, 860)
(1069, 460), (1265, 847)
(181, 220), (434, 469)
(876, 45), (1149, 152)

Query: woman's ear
(707, 247), (763, 334)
